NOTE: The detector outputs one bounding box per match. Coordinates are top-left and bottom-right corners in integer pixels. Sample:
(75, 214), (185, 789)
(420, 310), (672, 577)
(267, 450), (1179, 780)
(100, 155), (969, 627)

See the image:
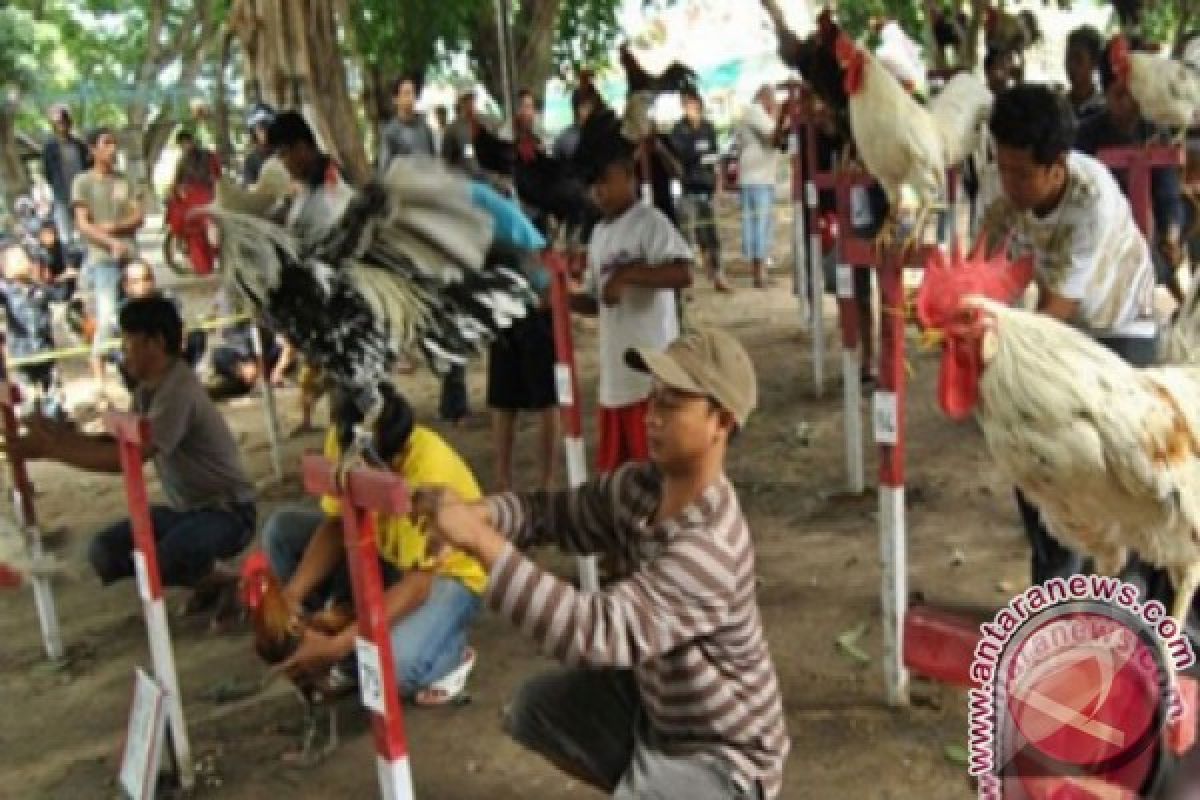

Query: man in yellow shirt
(263, 385), (484, 704)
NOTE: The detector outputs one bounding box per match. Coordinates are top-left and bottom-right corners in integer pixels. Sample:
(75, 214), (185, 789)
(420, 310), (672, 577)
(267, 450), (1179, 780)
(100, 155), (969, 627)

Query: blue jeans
(53, 201), (75, 246)
(263, 507), (482, 696)
(740, 185), (774, 262)
(89, 502), (255, 588)
(85, 259), (123, 358)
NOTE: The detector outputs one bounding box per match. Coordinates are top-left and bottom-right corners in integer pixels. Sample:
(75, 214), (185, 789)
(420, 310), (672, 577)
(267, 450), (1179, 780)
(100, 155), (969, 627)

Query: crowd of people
(3, 18), (1200, 796)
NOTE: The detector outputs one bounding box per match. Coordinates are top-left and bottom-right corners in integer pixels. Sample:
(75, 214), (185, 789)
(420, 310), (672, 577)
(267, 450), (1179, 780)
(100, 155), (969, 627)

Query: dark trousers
(439, 365), (468, 422)
(89, 502), (255, 588)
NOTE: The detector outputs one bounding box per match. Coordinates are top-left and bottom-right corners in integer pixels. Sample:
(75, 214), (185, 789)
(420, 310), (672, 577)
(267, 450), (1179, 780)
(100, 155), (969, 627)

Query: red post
(105, 411), (194, 790)
(1096, 144), (1185, 239)
(542, 251), (597, 591)
(0, 341), (63, 662)
(302, 455), (414, 796)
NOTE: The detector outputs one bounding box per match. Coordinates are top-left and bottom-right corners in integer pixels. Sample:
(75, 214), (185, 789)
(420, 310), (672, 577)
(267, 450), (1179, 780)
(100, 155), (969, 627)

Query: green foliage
(837, 0), (926, 49)
(350, 0), (485, 79)
(554, 0), (623, 78)
(0, 6), (64, 93)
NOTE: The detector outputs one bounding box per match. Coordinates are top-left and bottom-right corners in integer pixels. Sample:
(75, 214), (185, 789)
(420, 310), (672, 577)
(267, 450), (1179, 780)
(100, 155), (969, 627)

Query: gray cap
(626, 328), (758, 428)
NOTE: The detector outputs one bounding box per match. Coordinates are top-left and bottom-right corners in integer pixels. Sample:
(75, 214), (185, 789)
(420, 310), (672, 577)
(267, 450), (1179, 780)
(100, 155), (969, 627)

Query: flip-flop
(413, 646), (475, 707)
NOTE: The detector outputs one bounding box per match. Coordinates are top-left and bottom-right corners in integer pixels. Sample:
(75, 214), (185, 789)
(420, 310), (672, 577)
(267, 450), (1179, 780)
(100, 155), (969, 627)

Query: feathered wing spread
(209, 155), (535, 420)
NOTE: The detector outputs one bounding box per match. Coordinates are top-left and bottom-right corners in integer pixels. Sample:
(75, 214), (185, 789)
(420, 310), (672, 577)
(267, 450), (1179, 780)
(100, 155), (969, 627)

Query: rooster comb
(240, 550), (270, 581)
(917, 236), (1034, 329)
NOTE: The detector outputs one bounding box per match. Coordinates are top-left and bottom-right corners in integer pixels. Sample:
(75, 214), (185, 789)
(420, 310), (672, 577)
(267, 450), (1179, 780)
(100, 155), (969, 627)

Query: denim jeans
(89, 502), (255, 588)
(740, 184), (774, 262)
(262, 507), (481, 696)
(85, 259), (123, 358)
(53, 201), (75, 246)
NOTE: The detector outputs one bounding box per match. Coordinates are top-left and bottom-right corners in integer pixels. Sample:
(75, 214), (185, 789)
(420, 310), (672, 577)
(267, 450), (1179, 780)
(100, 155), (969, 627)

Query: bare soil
(0, 217), (1030, 800)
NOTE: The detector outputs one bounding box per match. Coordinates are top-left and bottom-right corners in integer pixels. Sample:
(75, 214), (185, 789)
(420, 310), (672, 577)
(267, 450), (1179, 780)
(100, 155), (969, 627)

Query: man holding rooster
(979, 85), (1192, 623)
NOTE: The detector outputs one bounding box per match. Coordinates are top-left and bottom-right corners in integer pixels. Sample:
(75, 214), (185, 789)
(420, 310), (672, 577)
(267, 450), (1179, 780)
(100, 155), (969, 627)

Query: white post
(879, 485), (909, 706)
(807, 181), (825, 398)
(133, 556), (194, 790)
(378, 756), (415, 800)
(840, 349), (865, 494)
(790, 131), (810, 326)
(20, 492), (64, 662)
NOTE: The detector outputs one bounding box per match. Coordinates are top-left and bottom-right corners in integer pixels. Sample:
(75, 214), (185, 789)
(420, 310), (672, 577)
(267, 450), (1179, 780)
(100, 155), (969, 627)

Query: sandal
(413, 646), (475, 707)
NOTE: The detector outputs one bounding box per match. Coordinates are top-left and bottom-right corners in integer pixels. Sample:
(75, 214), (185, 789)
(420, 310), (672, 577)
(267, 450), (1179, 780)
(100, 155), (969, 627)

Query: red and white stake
(789, 86), (826, 398)
(106, 413), (195, 790)
(874, 247), (909, 707)
(0, 346), (64, 662)
(303, 455), (414, 799)
(831, 176), (866, 495)
(544, 252), (598, 591)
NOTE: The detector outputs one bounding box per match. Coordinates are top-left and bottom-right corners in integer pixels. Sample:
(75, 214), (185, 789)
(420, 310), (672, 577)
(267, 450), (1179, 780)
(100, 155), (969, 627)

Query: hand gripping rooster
(209, 138), (538, 479)
(833, 31), (993, 254)
(1108, 34), (1200, 144)
(916, 239), (1200, 625)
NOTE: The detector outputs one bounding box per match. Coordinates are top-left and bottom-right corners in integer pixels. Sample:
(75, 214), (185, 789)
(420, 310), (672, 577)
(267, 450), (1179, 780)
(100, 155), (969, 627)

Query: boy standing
(72, 127), (144, 402)
(573, 130), (693, 471)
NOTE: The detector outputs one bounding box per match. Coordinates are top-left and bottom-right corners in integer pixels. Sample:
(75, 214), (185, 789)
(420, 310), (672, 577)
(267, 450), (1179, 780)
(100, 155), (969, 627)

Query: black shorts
(486, 309), (557, 412)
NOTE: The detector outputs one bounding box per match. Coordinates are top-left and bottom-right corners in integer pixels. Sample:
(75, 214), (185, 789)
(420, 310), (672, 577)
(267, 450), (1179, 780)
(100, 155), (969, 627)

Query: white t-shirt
(981, 151), (1157, 338)
(584, 202), (693, 408)
(737, 103), (780, 188)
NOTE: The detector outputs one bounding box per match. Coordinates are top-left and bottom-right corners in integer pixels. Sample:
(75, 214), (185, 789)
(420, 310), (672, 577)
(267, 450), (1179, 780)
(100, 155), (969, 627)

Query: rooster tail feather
(347, 265), (432, 352)
(205, 205), (299, 309)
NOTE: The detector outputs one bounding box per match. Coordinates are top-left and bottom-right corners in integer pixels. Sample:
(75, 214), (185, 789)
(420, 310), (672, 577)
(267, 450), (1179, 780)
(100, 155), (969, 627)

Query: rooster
(1109, 34), (1200, 144)
(833, 31), (993, 253)
(916, 239), (1200, 626)
(760, 3), (849, 138)
(209, 154), (538, 478)
(240, 551), (355, 763)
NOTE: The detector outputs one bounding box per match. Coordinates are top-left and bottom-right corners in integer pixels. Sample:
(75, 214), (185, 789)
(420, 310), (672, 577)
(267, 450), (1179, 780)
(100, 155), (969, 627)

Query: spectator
(0, 241), (64, 417)
(571, 132), (694, 471)
(267, 111), (352, 242)
(166, 129), (221, 276)
(432, 105), (449, 155)
(670, 88), (729, 292)
(737, 85), (781, 289)
(263, 385), (483, 706)
(10, 295), (256, 617)
(1065, 26), (1107, 125)
(114, 260), (206, 392)
(242, 103), (277, 187)
(72, 126), (144, 404)
(377, 74), (436, 173)
(441, 88), (484, 178)
(487, 255), (559, 492)
(208, 322), (293, 398)
(377, 77), (465, 426)
(41, 104), (90, 245)
(1078, 43), (1187, 308)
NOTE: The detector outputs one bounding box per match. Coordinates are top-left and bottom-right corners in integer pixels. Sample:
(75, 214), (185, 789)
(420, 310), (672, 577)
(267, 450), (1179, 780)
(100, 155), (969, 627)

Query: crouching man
(416, 328), (790, 799)
(11, 295), (256, 610)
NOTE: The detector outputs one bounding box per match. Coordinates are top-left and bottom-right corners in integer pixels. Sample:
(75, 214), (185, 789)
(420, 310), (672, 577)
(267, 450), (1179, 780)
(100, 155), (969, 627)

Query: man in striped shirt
(416, 328), (789, 798)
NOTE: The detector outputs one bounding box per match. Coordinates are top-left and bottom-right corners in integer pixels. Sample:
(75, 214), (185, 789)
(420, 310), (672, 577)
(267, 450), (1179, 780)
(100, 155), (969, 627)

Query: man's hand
(9, 412), (63, 462)
(411, 487), (494, 555)
(273, 626), (352, 680)
(601, 268), (626, 307)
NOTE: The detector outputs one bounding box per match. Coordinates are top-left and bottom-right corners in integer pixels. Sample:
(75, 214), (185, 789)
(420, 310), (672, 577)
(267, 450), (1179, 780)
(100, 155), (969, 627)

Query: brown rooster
(240, 550), (355, 764)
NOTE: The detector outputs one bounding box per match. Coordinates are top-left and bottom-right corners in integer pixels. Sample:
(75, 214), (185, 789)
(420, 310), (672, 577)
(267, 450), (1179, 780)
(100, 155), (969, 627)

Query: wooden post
(0, 343), (64, 662)
(302, 455), (414, 799)
(1096, 144), (1185, 240)
(544, 252), (598, 592)
(874, 244), (909, 707)
(789, 83), (826, 398)
(105, 412), (195, 791)
(831, 172), (866, 496)
(248, 325), (284, 483)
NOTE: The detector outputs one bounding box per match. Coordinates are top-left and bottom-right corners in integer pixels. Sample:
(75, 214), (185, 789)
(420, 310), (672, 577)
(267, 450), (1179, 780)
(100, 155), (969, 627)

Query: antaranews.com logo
(967, 575), (1195, 798)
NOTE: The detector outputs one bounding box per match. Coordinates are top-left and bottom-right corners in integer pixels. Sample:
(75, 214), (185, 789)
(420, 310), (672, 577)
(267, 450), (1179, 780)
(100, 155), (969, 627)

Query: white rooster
(917, 241), (1200, 624)
(832, 31), (992, 253)
(1108, 34), (1200, 144)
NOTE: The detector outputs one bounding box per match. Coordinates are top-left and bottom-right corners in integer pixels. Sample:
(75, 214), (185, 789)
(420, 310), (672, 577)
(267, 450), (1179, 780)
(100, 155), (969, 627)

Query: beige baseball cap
(625, 328), (758, 428)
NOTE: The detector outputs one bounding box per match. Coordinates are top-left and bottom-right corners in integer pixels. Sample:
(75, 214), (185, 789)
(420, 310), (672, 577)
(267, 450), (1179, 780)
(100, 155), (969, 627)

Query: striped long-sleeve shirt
(486, 462), (790, 798)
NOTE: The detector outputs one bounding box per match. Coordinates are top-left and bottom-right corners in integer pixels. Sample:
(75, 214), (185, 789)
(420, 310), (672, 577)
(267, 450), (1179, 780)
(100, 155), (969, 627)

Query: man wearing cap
(42, 104), (90, 246)
(414, 327), (790, 799)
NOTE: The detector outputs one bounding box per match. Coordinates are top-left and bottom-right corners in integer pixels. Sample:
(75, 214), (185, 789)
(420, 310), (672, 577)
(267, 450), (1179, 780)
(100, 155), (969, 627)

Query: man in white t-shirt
(980, 84), (1164, 594)
(572, 142), (694, 472)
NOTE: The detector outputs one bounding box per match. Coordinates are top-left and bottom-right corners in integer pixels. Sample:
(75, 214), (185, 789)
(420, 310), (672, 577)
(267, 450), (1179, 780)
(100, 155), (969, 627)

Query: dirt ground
(0, 212), (1036, 799)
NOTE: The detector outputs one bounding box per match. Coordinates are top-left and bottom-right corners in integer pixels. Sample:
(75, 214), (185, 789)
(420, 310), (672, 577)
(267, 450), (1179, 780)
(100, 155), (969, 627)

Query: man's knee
(501, 673), (555, 747)
(88, 531), (125, 585)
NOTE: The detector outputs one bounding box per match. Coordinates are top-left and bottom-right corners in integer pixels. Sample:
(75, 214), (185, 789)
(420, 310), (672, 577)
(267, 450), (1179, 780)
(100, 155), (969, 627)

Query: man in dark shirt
(377, 74), (436, 173)
(41, 104), (90, 246)
(1077, 51), (1186, 307)
(242, 103), (276, 187)
(670, 89), (729, 292)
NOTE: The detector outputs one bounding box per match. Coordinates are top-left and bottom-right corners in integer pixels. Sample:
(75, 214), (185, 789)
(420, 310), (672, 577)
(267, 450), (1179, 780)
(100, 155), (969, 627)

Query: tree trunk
(0, 104), (31, 211)
(472, 0), (563, 109)
(213, 31), (236, 167)
(228, 0), (369, 184)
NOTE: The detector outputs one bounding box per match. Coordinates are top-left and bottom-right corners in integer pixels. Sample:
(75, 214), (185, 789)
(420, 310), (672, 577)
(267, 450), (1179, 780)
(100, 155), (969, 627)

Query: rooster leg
(873, 213), (897, 264)
(901, 205), (931, 257)
(336, 398), (385, 490)
(1169, 563), (1200, 627)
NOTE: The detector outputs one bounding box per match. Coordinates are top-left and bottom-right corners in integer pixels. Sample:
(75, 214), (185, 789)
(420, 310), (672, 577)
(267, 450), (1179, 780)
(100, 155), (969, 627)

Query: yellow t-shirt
(319, 425), (488, 594)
